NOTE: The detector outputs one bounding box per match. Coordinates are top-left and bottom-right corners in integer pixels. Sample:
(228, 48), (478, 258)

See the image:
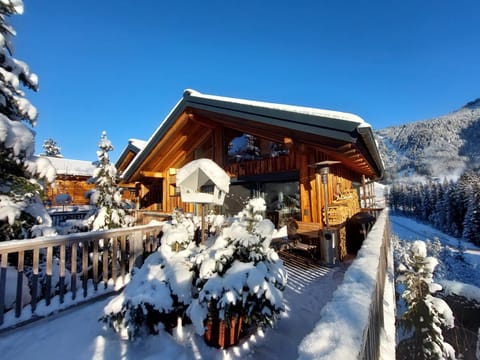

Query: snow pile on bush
(188, 198), (287, 335)
(101, 198), (287, 343)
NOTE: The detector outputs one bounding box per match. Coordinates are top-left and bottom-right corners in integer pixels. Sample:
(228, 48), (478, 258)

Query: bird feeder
(176, 158), (230, 243)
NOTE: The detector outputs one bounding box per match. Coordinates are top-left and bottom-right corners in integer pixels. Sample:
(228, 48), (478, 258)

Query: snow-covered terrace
(0, 209), (392, 359)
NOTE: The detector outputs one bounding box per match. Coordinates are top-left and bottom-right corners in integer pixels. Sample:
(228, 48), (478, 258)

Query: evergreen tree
(42, 138), (62, 157)
(0, 1), (55, 241)
(443, 180), (458, 237)
(435, 180), (448, 232)
(397, 240), (455, 360)
(87, 131), (133, 230)
(462, 183), (480, 245)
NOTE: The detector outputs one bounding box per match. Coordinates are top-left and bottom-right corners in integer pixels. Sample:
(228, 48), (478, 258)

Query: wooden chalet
(117, 90), (384, 259)
(42, 156), (96, 206)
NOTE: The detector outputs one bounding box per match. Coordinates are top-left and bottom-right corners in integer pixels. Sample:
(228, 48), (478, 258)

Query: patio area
(0, 251), (349, 360)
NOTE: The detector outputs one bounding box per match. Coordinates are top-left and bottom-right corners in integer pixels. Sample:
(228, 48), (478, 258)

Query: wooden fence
(50, 210), (90, 227)
(0, 224), (163, 328)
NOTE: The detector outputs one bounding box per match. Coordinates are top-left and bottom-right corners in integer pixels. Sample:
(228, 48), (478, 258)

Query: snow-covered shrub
(161, 209), (196, 251)
(396, 240), (456, 360)
(24, 253), (72, 300)
(55, 218), (89, 235)
(101, 199), (287, 345)
(101, 247), (196, 340)
(100, 210), (199, 340)
(188, 197), (287, 335)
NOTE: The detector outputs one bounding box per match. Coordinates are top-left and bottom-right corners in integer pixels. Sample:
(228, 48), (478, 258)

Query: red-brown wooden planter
(204, 315), (243, 349)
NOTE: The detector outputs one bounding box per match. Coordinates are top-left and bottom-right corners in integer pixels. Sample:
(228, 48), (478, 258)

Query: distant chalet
(41, 156), (96, 207)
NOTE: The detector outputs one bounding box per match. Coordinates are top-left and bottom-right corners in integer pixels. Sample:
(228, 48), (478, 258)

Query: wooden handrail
(0, 224), (163, 329)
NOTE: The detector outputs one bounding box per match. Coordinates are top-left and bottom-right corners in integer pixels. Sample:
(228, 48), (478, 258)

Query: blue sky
(10, 0), (480, 161)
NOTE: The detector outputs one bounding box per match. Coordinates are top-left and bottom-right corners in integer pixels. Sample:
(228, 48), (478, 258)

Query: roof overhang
(121, 90), (384, 182)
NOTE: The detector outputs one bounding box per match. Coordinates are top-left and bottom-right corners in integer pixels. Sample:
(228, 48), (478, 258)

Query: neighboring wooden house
(43, 156), (96, 206)
(118, 89), (384, 258)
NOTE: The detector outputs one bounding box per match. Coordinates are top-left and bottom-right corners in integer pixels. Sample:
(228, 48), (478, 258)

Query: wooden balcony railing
(49, 210), (90, 227)
(298, 208), (392, 360)
(0, 224), (162, 329)
(225, 153), (298, 178)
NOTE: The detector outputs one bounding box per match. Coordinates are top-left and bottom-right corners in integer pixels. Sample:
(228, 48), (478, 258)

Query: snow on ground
(0, 255), (345, 360)
(6, 211), (473, 360)
(390, 214), (480, 272)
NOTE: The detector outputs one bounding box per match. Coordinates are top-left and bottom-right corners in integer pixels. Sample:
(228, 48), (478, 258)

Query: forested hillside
(375, 99), (480, 182)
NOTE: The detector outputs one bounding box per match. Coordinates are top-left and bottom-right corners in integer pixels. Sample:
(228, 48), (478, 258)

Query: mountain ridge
(375, 100), (480, 182)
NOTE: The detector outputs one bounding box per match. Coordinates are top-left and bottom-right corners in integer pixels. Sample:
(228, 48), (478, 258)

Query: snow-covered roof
(122, 89), (384, 181)
(42, 156), (95, 177)
(128, 138), (147, 152)
(184, 89), (367, 125)
(115, 138), (147, 171)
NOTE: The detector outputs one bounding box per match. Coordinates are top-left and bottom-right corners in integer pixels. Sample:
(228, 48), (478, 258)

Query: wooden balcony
(0, 210), (393, 359)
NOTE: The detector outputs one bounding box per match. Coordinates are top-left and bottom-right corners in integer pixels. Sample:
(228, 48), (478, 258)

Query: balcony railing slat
(31, 247), (39, 310)
(93, 240), (99, 291)
(112, 237), (118, 286)
(70, 243), (77, 301)
(59, 244), (66, 304)
(45, 246), (53, 306)
(102, 239), (108, 288)
(82, 242), (88, 298)
(15, 250), (25, 317)
(120, 235), (126, 284)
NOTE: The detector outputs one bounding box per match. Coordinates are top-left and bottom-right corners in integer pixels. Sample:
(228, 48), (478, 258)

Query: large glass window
(223, 180), (300, 227)
(227, 133), (289, 163)
(264, 181), (301, 227)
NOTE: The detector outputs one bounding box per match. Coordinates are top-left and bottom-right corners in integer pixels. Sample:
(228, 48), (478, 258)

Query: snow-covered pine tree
(188, 197), (287, 335)
(397, 240), (456, 360)
(42, 138), (62, 157)
(0, 1), (56, 241)
(461, 174), (480, 245)
(87, 131), (133, 230)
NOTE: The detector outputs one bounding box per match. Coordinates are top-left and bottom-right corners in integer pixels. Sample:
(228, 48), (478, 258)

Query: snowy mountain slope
(375, 99), (480, 182)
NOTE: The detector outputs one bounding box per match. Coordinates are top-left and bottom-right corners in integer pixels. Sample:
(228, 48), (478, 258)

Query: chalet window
(227, 133), (289, 163)
(224, 180), (300, 227)
(264, 181), (301, 226)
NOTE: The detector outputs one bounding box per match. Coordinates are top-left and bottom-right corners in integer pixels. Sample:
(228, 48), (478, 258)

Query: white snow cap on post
(176, 158), (230, 205)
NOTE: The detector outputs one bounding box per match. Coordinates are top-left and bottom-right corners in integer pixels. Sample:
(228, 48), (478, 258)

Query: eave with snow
(116, 138), (147, 174)
(119, 89), (384, 230)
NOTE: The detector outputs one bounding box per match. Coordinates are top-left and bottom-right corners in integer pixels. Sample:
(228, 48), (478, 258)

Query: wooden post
(362, 175), (367, 208)
(201, 204), (206, 244)
(315, 172), (323, 225)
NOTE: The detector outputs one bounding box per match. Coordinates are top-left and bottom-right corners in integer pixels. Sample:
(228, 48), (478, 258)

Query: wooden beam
(337, 144), (353, 152)
(343, 148), (358, 156)
(140, 171), (165, 178)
